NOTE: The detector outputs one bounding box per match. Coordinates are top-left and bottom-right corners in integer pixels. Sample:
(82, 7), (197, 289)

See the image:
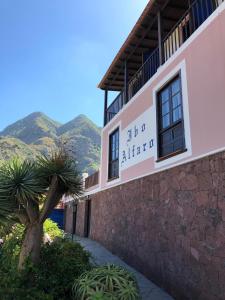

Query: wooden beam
(104, 0), (173, 89)
(104, 90), (108, 126)
(104, 86), (123, 91)
(124, 60), (128, 105)
(158, 11), (163, 65)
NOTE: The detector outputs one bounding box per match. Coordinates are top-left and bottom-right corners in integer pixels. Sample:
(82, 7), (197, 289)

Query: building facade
(65, 1), (225, 299)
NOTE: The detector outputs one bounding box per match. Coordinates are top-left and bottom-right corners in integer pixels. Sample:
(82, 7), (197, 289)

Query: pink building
(65, 1), (225, 299)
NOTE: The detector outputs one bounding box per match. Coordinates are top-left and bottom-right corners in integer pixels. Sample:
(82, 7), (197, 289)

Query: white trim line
(84, 187), (101, 197)
(85, 146), (225, 196)
(102, 2), (225, 132)
(86, 184), (100, 192)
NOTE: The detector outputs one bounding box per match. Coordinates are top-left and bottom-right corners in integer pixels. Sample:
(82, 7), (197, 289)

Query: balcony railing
(106, 91), (124, 124)
(128, 47), (160, 101)
(85, 171), (99, 190)
(105, 0), (224, 125)
(163, 0), (223, 61)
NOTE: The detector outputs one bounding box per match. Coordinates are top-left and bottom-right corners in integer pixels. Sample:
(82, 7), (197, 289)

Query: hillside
(0, 112), (61, 144)
(0, 113), (101, 175)
(0, 137), (39, 161)
(58, 114), (101, 145)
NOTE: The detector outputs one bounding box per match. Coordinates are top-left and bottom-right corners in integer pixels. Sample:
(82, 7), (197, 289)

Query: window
(157, 75), (185, 159)
(108, 128), (119, 180)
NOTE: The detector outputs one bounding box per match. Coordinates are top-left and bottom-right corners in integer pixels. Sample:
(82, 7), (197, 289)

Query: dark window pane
(112, 134), (116, 144)
(172, 93), (181, 108)
(172, 79), (180, 95)
(161, 144), (173, 157)
(112, 151), (115, 161)
(162, 114), (170, 129)
(173, 124), (183, 139)
(162, 101), (170, 115)
(161, 89), (169, 104)
(174, 138), (184, 152)
(173, 107), (182, 122)
(162, 131), (172, 145)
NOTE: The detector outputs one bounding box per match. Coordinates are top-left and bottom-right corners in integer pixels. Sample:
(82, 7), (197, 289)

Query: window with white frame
(157, 75), (186, 159)
(108, 128), (119, 180)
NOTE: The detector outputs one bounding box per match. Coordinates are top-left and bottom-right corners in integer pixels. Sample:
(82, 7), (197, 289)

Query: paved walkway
(73, 236), (174, 300)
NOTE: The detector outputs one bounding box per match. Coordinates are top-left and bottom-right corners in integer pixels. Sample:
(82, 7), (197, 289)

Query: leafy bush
(43, 219), (63, 240)
(73, 264), (140, 300)
(0, 287), (53, 300)
(0, 224), (25, 299)
(32, 239), (91, 299)
(0, 223), (91, 300)
(0, 224), (24, 270)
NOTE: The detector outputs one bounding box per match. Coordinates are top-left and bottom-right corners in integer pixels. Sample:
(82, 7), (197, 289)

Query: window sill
(156, 148), (187, 163)
(108, 176), (119, 183)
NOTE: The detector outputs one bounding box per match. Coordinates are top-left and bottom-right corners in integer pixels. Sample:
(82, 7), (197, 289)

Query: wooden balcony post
(104, 89), (108, 126)
(124, 60), (128, 104)
(157, 11), (164, 65)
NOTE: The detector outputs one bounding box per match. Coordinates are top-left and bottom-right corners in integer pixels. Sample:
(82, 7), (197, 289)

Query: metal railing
(105, 0), (224, 125)
(85, 171), (99, 190)
(128, 47), (160, 101)
(163, 0), (224, 61)
(106, 90), (124, 123)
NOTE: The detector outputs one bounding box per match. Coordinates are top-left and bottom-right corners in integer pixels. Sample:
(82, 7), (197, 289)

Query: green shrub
(73, 264), (140, 300)
(0, 287), (53, 300)
(0, 224), (24, 271)
(0, 223), (91, 300)
(43, 219), (63, 240)
(32, 239), (91, 299)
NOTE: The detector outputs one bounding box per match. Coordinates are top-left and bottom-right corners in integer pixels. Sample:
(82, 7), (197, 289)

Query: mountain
(0, 113), (101, 175)
(0, 137), (39, 161)
(0, 112), (61, 144)
(57, 114), (101, 145)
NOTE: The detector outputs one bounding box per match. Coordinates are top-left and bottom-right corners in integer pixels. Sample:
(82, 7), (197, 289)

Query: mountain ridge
(0, 112), (61, 144)
(0, 112), (101, 175)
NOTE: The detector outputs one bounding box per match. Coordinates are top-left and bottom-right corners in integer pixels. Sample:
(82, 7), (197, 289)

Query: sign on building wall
(120, 107), (155, 170)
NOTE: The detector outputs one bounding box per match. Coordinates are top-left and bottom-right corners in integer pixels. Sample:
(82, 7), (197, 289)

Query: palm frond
(37, 150), (83, 197)
(0, 158), (45, 208)
(0, 196), (15, 226)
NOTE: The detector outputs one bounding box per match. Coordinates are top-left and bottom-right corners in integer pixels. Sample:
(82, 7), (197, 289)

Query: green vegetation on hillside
(0, 112), (61, 144)
(0, 113), (101, 175)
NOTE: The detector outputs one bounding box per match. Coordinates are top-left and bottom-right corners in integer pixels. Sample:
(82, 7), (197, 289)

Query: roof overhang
(98, 0), (188, 91)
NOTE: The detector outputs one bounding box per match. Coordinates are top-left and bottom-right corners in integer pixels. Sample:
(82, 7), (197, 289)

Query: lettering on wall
(120, 107), (155, 170)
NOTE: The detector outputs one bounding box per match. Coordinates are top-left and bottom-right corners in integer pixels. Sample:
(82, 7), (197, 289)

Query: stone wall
(73, 151), (225, 300)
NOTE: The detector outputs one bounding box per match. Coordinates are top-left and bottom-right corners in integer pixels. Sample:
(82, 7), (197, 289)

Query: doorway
(84, 199), (92, 238)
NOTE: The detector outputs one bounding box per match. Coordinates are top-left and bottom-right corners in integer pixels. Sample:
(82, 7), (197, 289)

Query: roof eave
(97, 0), (157, 90)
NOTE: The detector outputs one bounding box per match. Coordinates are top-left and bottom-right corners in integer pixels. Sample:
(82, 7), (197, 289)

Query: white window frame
(152, 60), (192, 168)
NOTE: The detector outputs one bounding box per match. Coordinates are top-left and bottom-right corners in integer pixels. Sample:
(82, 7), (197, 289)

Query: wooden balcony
(103, 0), (224, 126)
(85, 171), (99, 190)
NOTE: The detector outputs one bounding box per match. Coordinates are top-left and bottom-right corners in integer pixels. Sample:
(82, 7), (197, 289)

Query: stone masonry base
(65, 151), (225, 300)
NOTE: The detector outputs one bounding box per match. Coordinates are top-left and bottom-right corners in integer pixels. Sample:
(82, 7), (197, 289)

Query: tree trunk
(18, 222), (43, 270)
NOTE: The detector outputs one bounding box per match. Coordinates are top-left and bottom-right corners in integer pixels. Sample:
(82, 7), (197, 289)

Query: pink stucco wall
(99, 4), (225, 190)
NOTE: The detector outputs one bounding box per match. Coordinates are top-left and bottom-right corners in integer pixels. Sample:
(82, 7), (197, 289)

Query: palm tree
(0, 151), (82, 270)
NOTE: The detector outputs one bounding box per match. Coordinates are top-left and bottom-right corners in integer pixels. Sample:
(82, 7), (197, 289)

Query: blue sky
(0, 0), (148, 130)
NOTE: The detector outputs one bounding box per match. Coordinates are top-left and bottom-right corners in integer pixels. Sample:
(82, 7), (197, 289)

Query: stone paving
(73, 236), (174, 300)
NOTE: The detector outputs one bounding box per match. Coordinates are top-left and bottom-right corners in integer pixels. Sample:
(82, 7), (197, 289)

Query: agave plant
(73, 264), (140, 300)
(0, 151), (82, 270)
